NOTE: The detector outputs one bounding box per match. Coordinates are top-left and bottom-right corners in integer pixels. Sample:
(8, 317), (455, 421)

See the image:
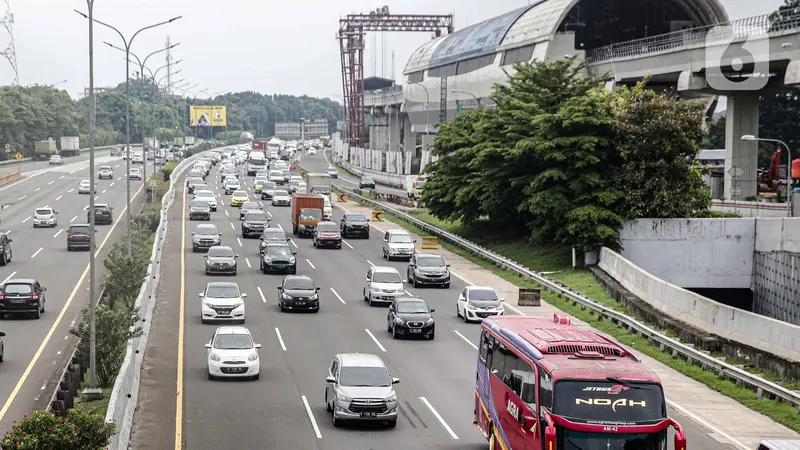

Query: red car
(312, 221), (342, 249)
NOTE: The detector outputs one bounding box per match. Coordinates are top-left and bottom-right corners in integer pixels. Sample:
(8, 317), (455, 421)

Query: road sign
(371, 211), (385, 222)
(4, 144), (10, 153)
(15, 152), (23, 160)
(727, 166), (744, 177)
(731, 186), (742, 196)
(149, 181), (157, 189)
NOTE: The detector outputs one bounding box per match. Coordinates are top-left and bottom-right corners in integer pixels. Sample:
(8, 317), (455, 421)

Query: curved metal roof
(404, 0), (729, 74)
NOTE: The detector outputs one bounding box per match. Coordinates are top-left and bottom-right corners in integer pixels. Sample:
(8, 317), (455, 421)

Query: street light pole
(741, 134), (794, 215)
(75, 10), (182, 255)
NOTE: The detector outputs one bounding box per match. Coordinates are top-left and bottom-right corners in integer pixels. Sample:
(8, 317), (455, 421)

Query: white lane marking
(236, 237), (243, 247)
(55, 195), (62, 201)
(289, 239), (297, 248)
(259, 202), (264, 207)
(0, 172), (43, 193)
(94, 195), (99, 201)
(219, 200), (224, 206)
(1, 271), (17, 284)
(364, 329), (386, 352)
(454, 330), (478, 350)
(245, 258), (251, 268)
(114, 164), (120, 168)
(53, 228), (64, 238)
(306, 259), (316, 269)
(274, 328), (287, 351)
(257, 286), (267, 303)
(366, 260), (375, 267)
(404, 290), (413, 296)
(47, 180), (54, 185)
(419, 397), (459, 439)
(116, 177), (122, 181)
(266, 211), (272, 218)
(101, 189), (107, 194)
(17, 195), (25, 201)
(34, 188), (40, 192)
(277, 223), (283, 231)
(110, 182), (115, 187)
(59, 175), (65, 179)
(230, 222), (235, 230)
(31, 247), (43, 259)
(665, 399), (749, 450)
(68, 188), (74, 193)
(330, 288), (345, 304)
(83, 205), (88, 210)
(300, 395), (322, 439)
(70, 215), (77, 223)
(21, 216), (30, 224)
(224, 210), (229, 217)
(342, 239), (353, 249)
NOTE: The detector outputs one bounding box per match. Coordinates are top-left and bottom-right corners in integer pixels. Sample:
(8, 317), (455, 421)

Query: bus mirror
(522, 414), (535, 429)
(545, 423), (556, 449)
(674, 433), (686, 450)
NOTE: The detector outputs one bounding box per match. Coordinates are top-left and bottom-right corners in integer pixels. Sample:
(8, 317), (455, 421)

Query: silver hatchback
(325, 353), (399, 427)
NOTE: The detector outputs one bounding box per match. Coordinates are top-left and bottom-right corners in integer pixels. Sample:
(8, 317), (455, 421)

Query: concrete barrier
(598, 247), (800, 365)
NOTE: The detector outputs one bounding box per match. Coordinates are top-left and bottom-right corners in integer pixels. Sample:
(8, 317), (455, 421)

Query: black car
(90, 204), (114, 225)
(192, 224), (221, 252)
(239, 202), (261, 220)
(261, 243), (297, 274)
(387, 297), (435, 340)
(0, 233), (11, 266)
(242, 210), (270, 238)
(277, 275), (320, 312)
(0, 278), (46, 319)
(189, 200), (211, 221)
(340, 212), (370, 238)
(205, 246), (238, 275)
(260, 228), (290, 253)
(359, 176), (376, 189)
(110, 147), (121, 156)
(260, 181), (278, 200)
(186, 177), (205, 194)
(407, 253), (451, 288)
(66, 224), (92, 251)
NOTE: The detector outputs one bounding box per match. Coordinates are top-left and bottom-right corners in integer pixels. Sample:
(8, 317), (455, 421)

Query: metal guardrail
(104, 151), (209, 449)
(0, 145), (118, 167)
(315, 174), (800, 413)
(587, 12), (800, 63)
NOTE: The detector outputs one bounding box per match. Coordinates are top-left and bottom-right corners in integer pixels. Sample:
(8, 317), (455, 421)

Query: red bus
(474, 314), (687, 450)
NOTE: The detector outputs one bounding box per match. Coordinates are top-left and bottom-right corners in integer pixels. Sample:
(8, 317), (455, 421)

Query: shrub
(0, 409), (115, 449)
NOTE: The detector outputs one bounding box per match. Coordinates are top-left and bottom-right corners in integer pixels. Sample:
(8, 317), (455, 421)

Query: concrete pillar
(388, 106), (401, 152)
(724, 96), (759, 200)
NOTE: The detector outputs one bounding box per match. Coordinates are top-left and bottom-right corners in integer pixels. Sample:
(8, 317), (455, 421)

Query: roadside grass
(73, 384), (112, 417)
(370, 206), (800, 433)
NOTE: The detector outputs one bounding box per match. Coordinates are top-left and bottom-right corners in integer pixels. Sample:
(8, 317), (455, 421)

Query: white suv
(363, 266), (405, 306)
(205, 326), (261, 380)
(199, 281), (247, 324)
(382, 229), (416, 261)
(194, 190), (218, 211)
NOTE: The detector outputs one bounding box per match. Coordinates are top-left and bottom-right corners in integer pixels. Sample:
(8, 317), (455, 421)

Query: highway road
(129, 151), (738, 450)
(0, 154), (156, 433)
(320, 149), (409, 198)
(0, 147), (131, 178)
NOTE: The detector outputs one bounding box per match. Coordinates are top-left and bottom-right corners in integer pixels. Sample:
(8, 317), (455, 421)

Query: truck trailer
(59, 136), (80, 157)
(291, 194), (324, 238)
(35, 139), (58, 160)
(305, 172), (332, 195)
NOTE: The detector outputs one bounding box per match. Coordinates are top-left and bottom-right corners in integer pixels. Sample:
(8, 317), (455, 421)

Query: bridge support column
(724, 95), (759, 200)
(403, 114), (414, 175)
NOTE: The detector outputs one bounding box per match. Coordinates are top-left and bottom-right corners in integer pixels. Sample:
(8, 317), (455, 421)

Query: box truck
(60, 136), (80, 157)
(291, 194), (324, 238)
(305, 172), (332, 195)
(35, 139), (58, 160)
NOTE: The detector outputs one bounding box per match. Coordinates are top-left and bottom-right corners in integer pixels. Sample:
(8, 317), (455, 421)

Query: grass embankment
(73, 385), (112, 417)
(372, 206), (800, 432)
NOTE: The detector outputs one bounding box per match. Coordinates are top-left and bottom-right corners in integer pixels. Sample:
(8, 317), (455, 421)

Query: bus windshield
(559, 428), (667, 450)
(554, 380), (666, 424)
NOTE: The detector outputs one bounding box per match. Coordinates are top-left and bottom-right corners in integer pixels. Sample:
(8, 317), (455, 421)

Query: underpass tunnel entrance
(557, 0), (727, 52)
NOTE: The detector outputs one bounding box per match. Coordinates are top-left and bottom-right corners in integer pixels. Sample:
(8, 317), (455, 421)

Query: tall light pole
(74, 10), (181, 255)
(105, 41), (179, 81)
(450, 88), (481, 107)
(741, 134), (794, 215)
(49, 80), (68, 88)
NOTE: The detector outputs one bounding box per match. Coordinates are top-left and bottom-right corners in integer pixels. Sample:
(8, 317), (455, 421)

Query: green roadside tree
(1, 409), (115, 449)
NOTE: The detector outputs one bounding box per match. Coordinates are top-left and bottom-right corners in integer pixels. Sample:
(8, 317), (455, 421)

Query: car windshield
(205, 284), (240, 298)
(69, 225), (90, 234)
(267, 246), (292, 256)
(191, 200), (208, 208)
(389, 234), (413, 243)
(417, 256), (445, 267)
(339, 366), (391, 387)
(264, 182), (277, 189)
(363, 177), (374, 182)
(274, 190), (289, 197)
(317, 223), (337, 233)
(196, 225), (217, 235)
(262, 230), (285, 241)
(242, 203), (258, 209)
(196, 191), (213, 198)
(470, 289), (498, 301)
(327, 167), (336, 172)
(246, 212), (268, 221)
(281, 169), (291, 175)
(284, 278), (315, 290)
(100, 167), (111, 171)
(80, 181), (90, 186)
(233, 192), (247, 198)
(300, 210), (322, 220)
(213, 334), (253, 350)
(226, 180), (240, 186)
(3, 283), (33, 295)
(373, 272), (401, 283)
(345, 214), (368, 222)
(397, 300), (429, 314)
(207, 247), (234, 258)
(270, 171), (283, 177)
(188, 178), (203, 185)
(35, 209), (52, 215)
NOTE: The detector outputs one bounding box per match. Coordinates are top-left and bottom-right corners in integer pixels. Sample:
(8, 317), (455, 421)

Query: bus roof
(484, 315), (660, 383)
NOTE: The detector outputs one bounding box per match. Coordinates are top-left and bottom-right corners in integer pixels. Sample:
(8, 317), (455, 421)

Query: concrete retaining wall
(599, 247), (800, 378)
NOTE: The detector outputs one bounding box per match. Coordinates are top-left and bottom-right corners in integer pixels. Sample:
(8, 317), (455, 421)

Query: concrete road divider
(421, 236), (438, 249)
(371, 211), (385, 222)
(337, 193), (349, 202)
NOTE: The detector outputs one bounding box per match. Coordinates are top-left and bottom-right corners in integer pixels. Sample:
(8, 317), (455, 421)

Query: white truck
(306, 172), (332, 195)
(60, 136), (80, 157)
(185, 136), (196, 146)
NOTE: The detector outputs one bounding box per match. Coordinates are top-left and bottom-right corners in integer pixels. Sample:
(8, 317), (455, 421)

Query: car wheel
(363, 288), (368, 302)
(205, 270), (210, 276)
(207, 370), (215, 381)
(40, 301), (45, 314)
(291, 269), (296, 275)
(456, 304), (461, 318)
(464, 310), (469, 323)
(429, 331), (435, 340)
(67, 246), (72, 252)
(252, 373), (259, 381)
(325, 389), (332, 412)
(368, 292), (374, 307)
(332, 409), (342, 427)
(391, 325), (398, 339)
(443, 282), (450, 289)
(34, 308), (41, 319)
(387, 420), (397, 428)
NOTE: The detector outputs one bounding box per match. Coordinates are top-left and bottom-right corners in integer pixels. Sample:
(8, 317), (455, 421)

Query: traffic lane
(0, 149), (115, 177)
(0, 181), (146, 432)
(179, 195), (321, 450)
(261, 205), (486, 446)
(299, 151), (408, 198)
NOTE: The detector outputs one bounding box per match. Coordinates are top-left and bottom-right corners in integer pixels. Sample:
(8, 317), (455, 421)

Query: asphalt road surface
(319, 149), (409, 198)
(0, 154), (155, 433)
(129, 151), (737, 450)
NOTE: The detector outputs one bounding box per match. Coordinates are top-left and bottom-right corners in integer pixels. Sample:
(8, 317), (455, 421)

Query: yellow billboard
(189, 105), (227, 127)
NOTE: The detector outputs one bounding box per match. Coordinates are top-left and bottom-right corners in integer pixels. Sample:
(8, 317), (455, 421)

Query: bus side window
(479, 331), (489, 364)
(539, 370), (553, 409)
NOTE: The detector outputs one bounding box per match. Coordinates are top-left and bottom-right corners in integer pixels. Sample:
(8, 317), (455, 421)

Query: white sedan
(456, 286), (505, 323)
(129, 168), (143, 180)
(205, 326), (261, 380)
(194, 190), (218, 211)
(78, 179), (94, 194)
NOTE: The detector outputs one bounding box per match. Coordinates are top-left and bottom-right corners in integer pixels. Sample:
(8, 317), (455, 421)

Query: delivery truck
(35, 139), (58, 160)
(291, 194), (324, 238)
(305, 172), (332, 195)
(60, 136), (80, 157)
(185, 136), (196, 146)
(252, 141), (267, 152)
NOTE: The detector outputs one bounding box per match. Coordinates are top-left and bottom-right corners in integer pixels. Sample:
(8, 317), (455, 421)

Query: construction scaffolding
(0, 0), (18, 86)
(337, 8), (453, 147)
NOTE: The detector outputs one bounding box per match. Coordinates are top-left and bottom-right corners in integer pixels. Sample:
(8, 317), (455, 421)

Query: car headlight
(310, 294), (319, 301)
(426, 318), (435, 325)
(232, 303), (243, 310)
(193, 237), (201, 243)
(394, 317), (404, 324)
(466, 303), (475, 310)
(282, 293), (293, 300)
(385, 393), (397, 402)
(210, 353), (221, 362)
(288, 257), (296, 263)
(263, 256), (272, 263)
(336, 393), (352, 402)
(248, 352), (258, 362)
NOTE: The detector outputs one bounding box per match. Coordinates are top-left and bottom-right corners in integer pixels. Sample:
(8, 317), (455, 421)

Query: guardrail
(0, 145), (118, 167)
(306, 165), (800, 413)
(104, 150), (209, 449)
(0, 170), (21, 186)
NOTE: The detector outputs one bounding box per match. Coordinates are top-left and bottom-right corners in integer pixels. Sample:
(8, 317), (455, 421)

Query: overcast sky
(0, 0), (785, 101)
